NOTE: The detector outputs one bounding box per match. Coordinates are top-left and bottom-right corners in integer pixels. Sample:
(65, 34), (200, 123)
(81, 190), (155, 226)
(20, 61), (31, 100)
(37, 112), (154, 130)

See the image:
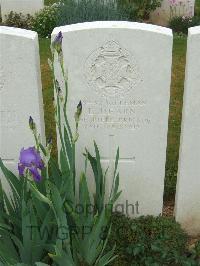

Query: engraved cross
(101, 135), (136, 190)
(101, 134), (136, 164)
(1, 159), (15, 163)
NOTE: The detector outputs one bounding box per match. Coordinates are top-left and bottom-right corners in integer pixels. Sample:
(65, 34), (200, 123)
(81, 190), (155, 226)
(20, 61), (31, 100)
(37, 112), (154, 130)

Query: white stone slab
(151, 0), (195, 26)
(0, 26), (45, 190)
(175, 26), (200, 236)
(1, 0), (44, 21)
(52, 21), (173, 217)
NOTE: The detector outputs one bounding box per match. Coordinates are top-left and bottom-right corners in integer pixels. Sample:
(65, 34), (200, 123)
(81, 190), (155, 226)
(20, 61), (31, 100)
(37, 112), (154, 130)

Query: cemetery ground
(1, 22), (200, 265)
(1, 2), (200, 265)
(40, 35), (199, 266)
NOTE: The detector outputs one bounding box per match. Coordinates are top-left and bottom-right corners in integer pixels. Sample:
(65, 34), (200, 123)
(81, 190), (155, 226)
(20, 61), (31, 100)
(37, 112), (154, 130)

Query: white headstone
(175, 26), (200, 236)
(52, 21), (173, 217)
(1, 0), (44, 21)
(0, 26), (45, 189)
(151, 0), (195, 26)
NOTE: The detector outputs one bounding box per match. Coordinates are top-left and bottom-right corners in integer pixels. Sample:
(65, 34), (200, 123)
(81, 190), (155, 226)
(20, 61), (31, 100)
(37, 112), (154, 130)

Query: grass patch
(165, 35), (187, 199)
(39, 35), (187, 198)
(39, 38), (57, 157)
(195, 0), (200, 16)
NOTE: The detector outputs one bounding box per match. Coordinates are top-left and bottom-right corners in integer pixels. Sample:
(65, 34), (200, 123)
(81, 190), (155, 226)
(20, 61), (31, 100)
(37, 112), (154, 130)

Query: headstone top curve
(0, 26), (37, 39)
(52, 21), (172, 37)
(188, 26), (200, 36)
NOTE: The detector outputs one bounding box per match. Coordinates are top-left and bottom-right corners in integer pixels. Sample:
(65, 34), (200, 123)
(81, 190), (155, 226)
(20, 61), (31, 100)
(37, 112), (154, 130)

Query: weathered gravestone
(0, 26), (45, 191)
(52, 22), (173, 216)
(151, 0), (195, 26)
(1, 0), (44, 21)
(175, 26), (200, 236)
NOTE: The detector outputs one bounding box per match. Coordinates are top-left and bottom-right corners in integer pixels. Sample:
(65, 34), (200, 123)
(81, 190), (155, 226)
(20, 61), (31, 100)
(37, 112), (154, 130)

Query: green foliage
(169, 16), (200, 35)
(45, 0), (59, 5)
(40, 40), (121, 265)
(2, 0), (162, 38)
(57, 0), (130, 27)
(3, 6), (59, 38)
(3, 11), (34, 30)
(0, 33), (121, 265)
(107, 214), (194, 265)
(47, 142), (121, 265)
(117, 0), (162, 20)
(2, 6), (59, 38)
(0, 159), (54, 265)
(188, 241), (200, 263)
(58, 0), (161, 25)
(31, 6), (59, 38)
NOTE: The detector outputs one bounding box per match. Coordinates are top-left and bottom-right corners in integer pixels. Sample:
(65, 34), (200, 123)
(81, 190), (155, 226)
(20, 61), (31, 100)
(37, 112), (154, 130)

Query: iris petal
(29, 166), (42, 182)
(19, 147), (43, 167)
(18, 164), (25, 176)
(18, 146), (44, 182)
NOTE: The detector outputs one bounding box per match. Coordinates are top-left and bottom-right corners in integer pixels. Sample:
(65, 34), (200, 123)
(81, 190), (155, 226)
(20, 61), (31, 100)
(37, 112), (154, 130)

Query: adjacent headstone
(1, 0), (44, 21)
(175, 26), (200, 236)
(52, 21), (173, 217)
(151, 0), (195, 26)
(0, 26), (45, 190)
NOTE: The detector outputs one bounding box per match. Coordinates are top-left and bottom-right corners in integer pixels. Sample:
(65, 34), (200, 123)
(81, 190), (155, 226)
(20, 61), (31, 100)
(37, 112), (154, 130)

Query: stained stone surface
(52, 21), (173, 216)
(175, 26), (200, 236)
(1, 0), (44, 21)
(151, 0), (195, 26)
(0, 26), (45, 191)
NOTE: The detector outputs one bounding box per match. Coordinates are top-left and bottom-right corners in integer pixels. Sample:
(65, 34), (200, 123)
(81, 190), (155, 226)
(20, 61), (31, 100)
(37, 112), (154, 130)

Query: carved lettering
(71, 97), (150, 130)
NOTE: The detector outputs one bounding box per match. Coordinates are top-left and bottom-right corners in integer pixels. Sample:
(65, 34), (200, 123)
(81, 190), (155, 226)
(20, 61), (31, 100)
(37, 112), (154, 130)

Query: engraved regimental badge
(85, 40), (140, 98)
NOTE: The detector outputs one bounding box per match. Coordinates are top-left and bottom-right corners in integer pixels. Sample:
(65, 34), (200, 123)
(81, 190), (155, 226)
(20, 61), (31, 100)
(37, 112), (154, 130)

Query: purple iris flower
(18, 147), (44, 182)
(52, 31), (63, 54)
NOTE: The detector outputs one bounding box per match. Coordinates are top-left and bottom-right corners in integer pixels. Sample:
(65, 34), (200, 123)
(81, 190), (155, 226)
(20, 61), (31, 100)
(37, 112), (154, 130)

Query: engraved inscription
(85, 40), (141, 98)
(71, 97), (151, 130)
